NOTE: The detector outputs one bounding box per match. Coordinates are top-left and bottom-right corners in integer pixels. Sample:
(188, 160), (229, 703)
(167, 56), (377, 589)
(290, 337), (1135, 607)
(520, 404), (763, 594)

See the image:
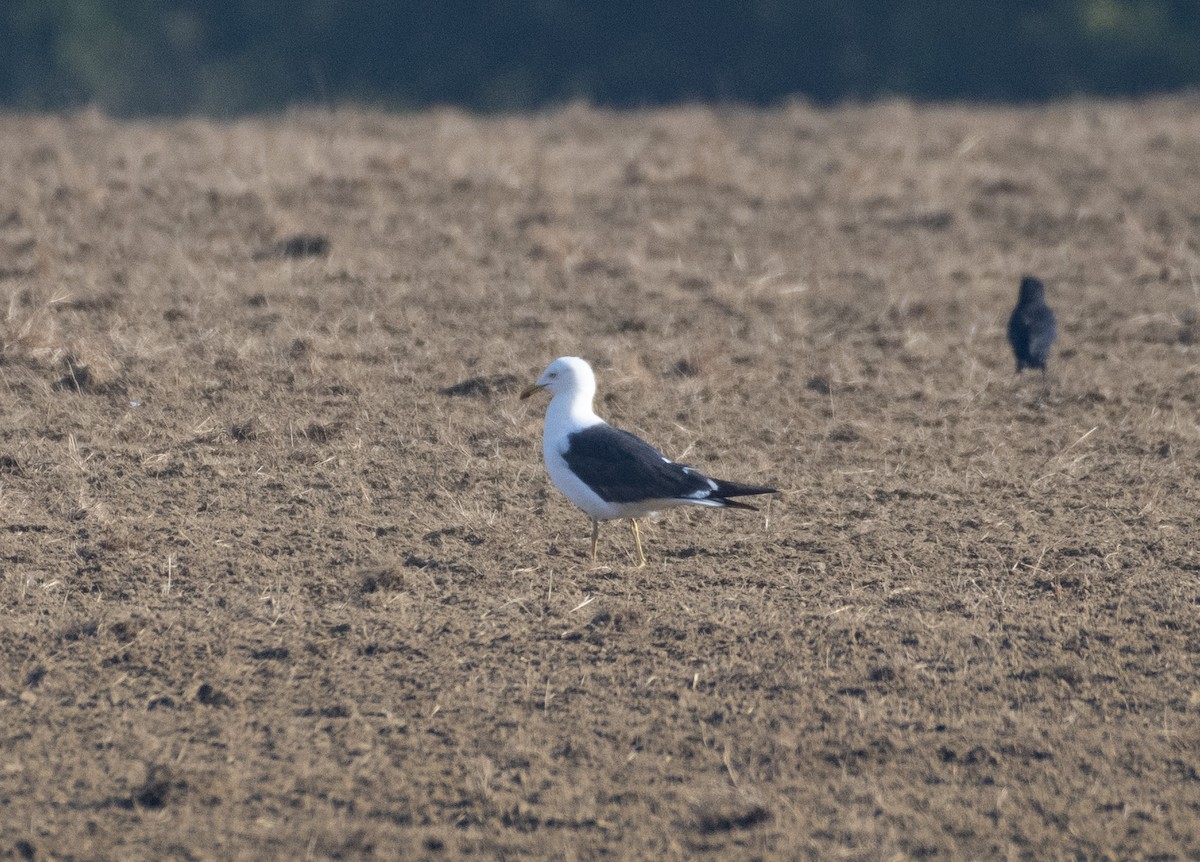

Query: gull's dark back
(1007, 276), (1058, 373)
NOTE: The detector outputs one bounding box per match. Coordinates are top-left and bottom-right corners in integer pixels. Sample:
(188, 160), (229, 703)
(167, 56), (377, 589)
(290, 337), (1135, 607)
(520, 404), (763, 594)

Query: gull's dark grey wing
(562, 424), (775, 506)
(562, 425), (712, 503)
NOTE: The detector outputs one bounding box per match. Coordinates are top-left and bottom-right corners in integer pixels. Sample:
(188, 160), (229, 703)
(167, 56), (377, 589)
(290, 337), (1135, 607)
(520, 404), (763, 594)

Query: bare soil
(2, 98), (1200, 861)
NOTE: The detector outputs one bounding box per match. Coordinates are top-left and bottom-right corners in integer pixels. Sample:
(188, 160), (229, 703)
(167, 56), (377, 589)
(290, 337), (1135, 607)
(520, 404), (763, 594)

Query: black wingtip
(715, 480), (777, 498)
(712, 482), (777, 510)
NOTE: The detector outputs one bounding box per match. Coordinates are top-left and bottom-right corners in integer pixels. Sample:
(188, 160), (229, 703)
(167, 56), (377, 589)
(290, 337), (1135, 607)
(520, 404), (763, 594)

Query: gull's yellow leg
(630, 519), (647, 568)
(590, 519), (600, 562)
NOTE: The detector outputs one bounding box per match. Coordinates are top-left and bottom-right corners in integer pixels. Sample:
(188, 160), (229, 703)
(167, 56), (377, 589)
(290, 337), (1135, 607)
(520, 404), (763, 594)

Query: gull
(521, 356), (776, 566)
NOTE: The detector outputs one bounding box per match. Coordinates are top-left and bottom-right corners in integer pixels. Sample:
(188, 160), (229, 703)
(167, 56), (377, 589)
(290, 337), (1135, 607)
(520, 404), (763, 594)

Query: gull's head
(520, 356), (596, 401)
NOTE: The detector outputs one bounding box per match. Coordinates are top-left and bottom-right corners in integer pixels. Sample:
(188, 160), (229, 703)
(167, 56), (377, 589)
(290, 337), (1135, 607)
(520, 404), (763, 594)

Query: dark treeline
(2, 0), (1198, 116)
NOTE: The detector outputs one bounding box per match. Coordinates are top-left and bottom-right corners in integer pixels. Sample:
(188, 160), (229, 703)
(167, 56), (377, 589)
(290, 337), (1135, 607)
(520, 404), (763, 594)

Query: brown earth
(1, 98), (1199, 861)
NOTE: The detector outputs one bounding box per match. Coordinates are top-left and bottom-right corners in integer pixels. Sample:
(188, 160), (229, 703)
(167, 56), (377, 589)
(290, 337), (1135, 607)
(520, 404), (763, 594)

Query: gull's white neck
(545, 383), (602, 435)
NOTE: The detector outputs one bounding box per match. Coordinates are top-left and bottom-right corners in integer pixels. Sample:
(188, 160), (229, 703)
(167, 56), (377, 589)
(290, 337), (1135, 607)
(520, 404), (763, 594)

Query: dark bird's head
(1018, 276), (1046, 305)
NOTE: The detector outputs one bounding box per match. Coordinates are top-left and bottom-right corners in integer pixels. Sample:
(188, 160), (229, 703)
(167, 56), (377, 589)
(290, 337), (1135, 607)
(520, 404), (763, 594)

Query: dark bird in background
(1007, 276), (1058, 374)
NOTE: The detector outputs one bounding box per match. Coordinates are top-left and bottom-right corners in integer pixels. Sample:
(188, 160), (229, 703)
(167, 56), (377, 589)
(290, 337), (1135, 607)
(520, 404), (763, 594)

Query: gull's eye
(548, 372), (557, 379)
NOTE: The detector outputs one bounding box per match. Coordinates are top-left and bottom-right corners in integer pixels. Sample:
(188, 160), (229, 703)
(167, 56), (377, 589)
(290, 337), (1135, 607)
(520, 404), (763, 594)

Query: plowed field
(2, 98), (1199, 860)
